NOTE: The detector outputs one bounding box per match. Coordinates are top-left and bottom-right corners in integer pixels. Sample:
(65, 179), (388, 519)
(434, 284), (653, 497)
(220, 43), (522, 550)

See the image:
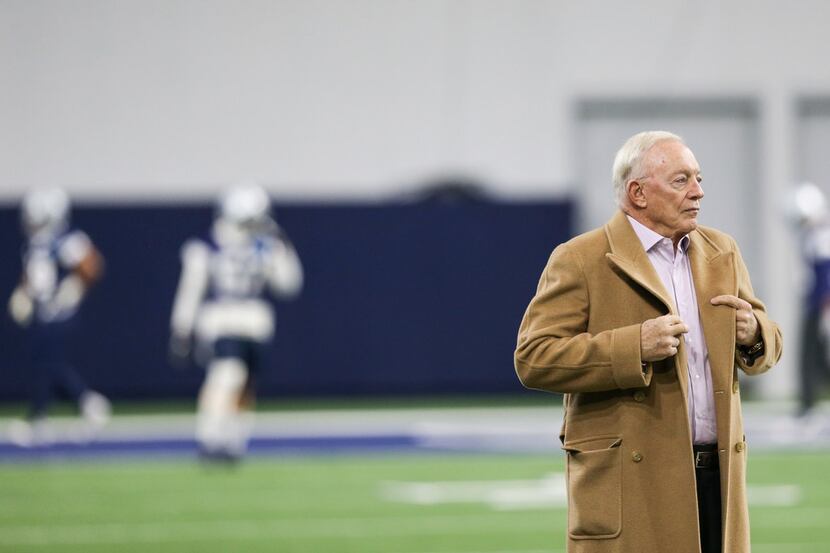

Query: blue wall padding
(0, 200), (572, 400)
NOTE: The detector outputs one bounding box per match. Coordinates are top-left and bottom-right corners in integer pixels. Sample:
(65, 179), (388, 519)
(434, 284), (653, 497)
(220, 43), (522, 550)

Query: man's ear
(627, 180), (647, 208)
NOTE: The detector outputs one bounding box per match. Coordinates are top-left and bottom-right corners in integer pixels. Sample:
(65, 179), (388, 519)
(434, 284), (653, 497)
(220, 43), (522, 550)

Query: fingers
(735, 311), (755, 326)
(657, 314), (683, 325)
(736, 312), (760, 346)
(710, 295), (761, 347)
(710, 294), (752, 311)
(668, 321), (689, 336)
(663, 336), (680, 358)
(657, 314), (688, 333)
(640, 315), (687, 362)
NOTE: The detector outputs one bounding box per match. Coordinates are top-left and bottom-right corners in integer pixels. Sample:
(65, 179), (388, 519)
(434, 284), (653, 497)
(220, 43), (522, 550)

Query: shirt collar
(626, 214), (690, 254)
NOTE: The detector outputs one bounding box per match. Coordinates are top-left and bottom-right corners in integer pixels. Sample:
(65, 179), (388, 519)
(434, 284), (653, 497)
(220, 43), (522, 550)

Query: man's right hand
(641, 315), (688, 362)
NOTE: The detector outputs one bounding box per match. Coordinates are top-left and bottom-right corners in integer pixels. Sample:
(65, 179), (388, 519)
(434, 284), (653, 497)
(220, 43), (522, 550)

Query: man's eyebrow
(672, 168), (701, 176)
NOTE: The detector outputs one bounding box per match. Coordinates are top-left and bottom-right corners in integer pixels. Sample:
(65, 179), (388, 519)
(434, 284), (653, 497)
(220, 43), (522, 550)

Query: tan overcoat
(515, 211), (782, 553)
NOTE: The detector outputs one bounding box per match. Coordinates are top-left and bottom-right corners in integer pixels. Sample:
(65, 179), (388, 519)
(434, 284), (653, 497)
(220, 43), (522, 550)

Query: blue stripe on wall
(0, 200), (572, 400)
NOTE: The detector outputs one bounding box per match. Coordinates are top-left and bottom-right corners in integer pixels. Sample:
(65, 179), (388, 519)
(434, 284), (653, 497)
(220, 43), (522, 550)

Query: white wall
(1, 0), (824, 202)
(3, 0), (827, 398)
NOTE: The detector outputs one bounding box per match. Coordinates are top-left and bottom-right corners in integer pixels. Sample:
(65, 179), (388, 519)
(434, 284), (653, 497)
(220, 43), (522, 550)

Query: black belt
(693, 444), (718, 470)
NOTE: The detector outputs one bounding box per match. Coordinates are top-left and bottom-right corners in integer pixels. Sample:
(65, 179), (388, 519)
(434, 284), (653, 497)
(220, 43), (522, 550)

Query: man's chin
(682, 218), (699, 234)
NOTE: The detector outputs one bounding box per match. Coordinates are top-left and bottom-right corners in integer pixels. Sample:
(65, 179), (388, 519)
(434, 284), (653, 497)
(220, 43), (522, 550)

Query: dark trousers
(799, 308), (830, 413)
(695, 455), (723, 553)
(28, 320), (87, 420)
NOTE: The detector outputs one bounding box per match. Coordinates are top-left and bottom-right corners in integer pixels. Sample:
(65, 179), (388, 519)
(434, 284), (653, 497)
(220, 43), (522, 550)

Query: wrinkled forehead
(641, 139), (700, 174)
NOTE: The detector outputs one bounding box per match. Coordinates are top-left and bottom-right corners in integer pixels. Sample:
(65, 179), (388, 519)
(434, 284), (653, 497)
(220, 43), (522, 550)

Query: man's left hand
(710, 294), (760, 346)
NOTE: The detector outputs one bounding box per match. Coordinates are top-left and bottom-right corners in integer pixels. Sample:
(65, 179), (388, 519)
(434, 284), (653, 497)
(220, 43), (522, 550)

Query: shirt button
(632, 451), (644, 463)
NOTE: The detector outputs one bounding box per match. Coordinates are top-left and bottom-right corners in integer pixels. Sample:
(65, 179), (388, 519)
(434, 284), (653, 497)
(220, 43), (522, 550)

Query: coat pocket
(563, 435), (622, 539)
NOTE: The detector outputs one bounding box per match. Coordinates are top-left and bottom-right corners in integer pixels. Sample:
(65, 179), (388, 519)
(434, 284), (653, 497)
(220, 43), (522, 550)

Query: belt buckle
(694, 450), (715, 468)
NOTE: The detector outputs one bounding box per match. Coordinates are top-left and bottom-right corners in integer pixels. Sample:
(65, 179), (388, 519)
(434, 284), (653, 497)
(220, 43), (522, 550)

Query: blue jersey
(205, 234), (277, 302)
(22, 227), (91, 322)
(171, 218), (303, 344)
(803, 224), (830, 310)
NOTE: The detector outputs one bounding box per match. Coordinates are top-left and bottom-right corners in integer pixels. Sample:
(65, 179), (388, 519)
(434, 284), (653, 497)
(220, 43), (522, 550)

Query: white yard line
(381, 474), (568, 510)
(750, 506), (830, 526)
(382, 475), (803, 510)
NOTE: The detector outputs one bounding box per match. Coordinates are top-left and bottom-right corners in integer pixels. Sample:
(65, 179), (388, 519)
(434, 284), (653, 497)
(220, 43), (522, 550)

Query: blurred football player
(169, 183), (303, 462)
(6, 186), (110, 446)
(792, 182), (830, 416)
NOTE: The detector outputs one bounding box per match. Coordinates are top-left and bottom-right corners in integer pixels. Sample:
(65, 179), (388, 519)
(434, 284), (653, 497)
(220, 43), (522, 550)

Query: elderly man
(515, 131), (782, 553)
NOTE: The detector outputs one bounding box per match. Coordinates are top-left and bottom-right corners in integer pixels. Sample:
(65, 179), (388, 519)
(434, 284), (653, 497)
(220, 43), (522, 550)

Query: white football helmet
(218, 183), (271, 228)
(791, 182), (828, 227)
(21, 186), (70, 234)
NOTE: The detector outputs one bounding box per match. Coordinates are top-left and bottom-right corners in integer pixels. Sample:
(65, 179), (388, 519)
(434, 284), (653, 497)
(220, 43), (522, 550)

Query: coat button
(633, 391), (646, 402)
(732, 381), (739, 394)
(735, 442), (745, 453)
(632, 451), (643, 462)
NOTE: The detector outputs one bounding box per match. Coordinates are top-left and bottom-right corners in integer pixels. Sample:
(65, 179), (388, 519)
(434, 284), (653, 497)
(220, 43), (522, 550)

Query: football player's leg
(196, 357), (247, 456)
(229, 341), (268, 456)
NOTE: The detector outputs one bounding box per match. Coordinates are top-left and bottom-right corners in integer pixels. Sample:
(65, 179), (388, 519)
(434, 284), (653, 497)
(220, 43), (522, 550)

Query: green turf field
(0, 451), (827, 553)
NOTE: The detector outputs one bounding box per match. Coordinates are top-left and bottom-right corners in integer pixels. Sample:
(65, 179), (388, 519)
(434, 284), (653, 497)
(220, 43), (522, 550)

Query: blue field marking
(0, 434), (422, 461)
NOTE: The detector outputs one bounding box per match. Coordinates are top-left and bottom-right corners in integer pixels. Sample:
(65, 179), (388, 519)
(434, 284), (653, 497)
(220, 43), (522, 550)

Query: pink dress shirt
(627, 216), (718, 445)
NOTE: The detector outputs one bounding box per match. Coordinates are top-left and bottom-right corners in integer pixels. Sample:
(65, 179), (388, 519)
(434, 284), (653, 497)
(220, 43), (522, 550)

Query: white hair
(612, 130), (684, 205)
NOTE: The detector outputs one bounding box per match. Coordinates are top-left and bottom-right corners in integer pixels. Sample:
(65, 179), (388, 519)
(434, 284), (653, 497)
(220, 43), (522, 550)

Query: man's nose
(690, 180), (704, 199)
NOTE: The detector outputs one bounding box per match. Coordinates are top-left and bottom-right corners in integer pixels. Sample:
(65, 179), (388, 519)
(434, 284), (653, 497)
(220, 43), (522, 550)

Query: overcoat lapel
(603, 212), (694, 403)
(603, 211), (675, 314)
(688, 231), (737, 399)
